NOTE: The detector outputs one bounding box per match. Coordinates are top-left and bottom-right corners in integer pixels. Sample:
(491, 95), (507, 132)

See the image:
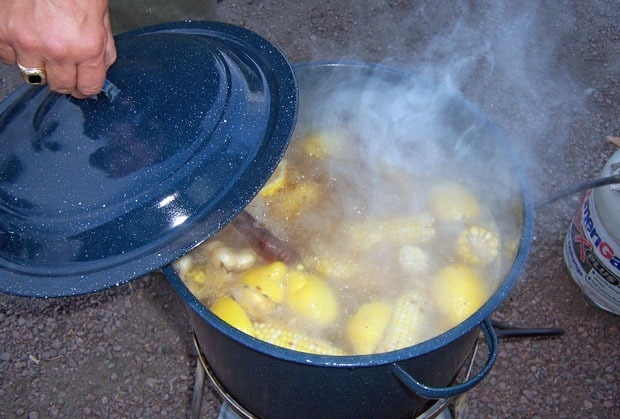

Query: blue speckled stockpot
(164, 62), (534, 418)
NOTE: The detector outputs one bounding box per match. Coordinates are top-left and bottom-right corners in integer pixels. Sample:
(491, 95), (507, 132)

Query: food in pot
(253, 322), (347, 355)
(345, 300), (393, 354)
(433, 264), (489, 324)
(427, 181), (481, 222)
(177, 128), (502, 356)
(209, 296), (254, 336)
(375, 290), (433, 353)
(457, 226), (500, 265)
(231, 211), (301, 264)
(285, 268), (340, 328)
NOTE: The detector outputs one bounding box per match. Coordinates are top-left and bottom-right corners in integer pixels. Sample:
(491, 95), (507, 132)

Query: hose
(535, 174), (620, 209)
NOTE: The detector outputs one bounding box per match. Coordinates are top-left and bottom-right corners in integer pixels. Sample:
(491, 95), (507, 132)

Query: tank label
(565, 190), (620, 314)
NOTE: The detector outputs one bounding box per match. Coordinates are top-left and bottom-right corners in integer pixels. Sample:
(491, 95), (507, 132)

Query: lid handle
(98, 79), (121, 102)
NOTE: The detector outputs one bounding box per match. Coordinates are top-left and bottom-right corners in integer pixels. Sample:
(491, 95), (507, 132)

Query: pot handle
(390, 318), (498, 400)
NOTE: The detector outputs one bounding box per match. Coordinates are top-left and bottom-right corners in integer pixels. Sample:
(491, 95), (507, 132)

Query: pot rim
(164, 60), (535, 367)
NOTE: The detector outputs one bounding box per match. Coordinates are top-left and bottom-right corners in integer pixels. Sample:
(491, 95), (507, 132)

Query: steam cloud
(327, 1), (586, 180)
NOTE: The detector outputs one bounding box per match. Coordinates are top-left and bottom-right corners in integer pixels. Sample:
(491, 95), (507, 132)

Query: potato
(210, 296), (254, 336)
(346, 301), (393, 354)
(433, 263), (488, 327)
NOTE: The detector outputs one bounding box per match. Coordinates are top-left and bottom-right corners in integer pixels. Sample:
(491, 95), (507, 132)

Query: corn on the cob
(376, 290), (429, 353)
(398, 244), (430, 274)
(305, 253), (360, 281)
(456, 225), (500, 265)
(267, 180), (324, 219)
(253, 322), (346, 355)
(345, 214), (436, 250)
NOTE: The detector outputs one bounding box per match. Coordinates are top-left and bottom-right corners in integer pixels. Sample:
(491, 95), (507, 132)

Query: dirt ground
(0, 1), (618, 418)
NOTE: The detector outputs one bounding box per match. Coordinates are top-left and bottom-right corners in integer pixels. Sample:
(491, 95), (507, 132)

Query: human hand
(0, 0), (117, 98)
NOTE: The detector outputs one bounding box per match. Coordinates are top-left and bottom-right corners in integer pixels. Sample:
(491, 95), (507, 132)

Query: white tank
(564, 148), (620, 315)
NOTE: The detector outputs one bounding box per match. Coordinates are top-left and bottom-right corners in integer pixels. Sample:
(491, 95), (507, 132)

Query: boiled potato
(286, 270), (340, 328)
(433, 263), (488, 327)
(210, 296), (254, 336)
(428, 181), (480, 222)
(346, 300), (393, 354)
(240, 261), (288, 303)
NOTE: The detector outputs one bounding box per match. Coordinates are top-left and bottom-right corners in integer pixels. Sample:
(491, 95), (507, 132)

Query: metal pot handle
(390, 318), (498, 400)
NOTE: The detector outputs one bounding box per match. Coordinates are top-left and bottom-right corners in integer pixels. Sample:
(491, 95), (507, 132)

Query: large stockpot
(164, 62), (535, 418)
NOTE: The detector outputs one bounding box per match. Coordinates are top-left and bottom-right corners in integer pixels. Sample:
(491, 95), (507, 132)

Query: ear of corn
(253, 323), (346, 355)
(305, 253), (360, 281)
(266, 181), (324, 219)
(345, 214), (436, 250)
(376, 290), (429, 353)
(398, 244), (430, 274)
(456, 225), (500, 265)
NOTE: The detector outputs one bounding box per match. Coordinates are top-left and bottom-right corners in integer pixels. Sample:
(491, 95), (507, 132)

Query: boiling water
(176, 127), (514, 355)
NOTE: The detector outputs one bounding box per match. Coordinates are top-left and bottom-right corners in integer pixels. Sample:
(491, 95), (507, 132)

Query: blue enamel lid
(0, 21), (297, 297)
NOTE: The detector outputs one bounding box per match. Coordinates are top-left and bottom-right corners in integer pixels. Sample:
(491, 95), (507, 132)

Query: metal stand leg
(190, 355), (206, 419)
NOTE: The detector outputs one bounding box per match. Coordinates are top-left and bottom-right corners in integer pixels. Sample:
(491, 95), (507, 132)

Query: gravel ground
(1, 1), (619, 418)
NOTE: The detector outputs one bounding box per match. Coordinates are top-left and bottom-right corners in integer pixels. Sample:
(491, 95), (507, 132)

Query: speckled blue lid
(0, 21), (297, 297)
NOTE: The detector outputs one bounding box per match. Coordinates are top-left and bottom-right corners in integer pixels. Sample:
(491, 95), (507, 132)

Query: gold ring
(17, 63), (47, 85)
